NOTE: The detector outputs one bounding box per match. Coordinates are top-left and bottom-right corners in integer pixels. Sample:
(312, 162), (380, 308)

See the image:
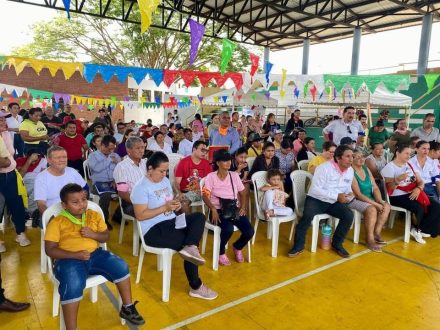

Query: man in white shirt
(113, 137), (147, 217)
(288, 145), (355, 258)
(323, 106), (364, 145)
(113, 122), (126, 144)
(5, 102), (24, 157)
(178, 128), (194, 157)
(159, 124), (173, 146)
(410, 113), (440, 142)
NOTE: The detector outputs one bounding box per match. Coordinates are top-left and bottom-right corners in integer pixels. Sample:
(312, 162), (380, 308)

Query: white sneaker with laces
(410, 228), (426, 244)
(420, 232), (431, 238)
(189, 284), (218, 300)
(15, 233), (31, 247)
(0, 241), (6, 253)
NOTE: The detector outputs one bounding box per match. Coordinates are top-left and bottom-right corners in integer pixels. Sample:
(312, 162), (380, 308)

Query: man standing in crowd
(288, 145), (355, 258)
(5, 102), (24, 157)
(88, 135), (121, 229)
(57, 103), (75, 123)
(323, 106), (363, 145)
(174, 141), (212, 212)
(0, 135), (30, 311)
(113, 137), (147, 217)
(285, 109), (304, 140)
(41, 106), (62, 137)
(178, 128), (194, 157)
(34, 146), (87, 215)
(209, 111), (241, 154)
(411, 113), (440, 142)
(0, 112), (31, 251)
(54, 121), (88, 176)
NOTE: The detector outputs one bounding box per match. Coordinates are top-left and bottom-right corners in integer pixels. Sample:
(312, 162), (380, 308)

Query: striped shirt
(113, 157), (147, 192)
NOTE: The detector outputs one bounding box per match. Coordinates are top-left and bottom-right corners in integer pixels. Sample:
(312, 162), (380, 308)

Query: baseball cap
(340, 137), (356, 145)
(274, 129), (283, 135)
(248, 132), (263, 143)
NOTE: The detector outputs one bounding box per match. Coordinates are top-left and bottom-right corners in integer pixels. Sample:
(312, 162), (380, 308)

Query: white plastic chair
(246, 157), (256, 172)
(41, 201), (125, 327)
(199, 177), (252, 270)
(297, 159), (310, 171)
(290, 170), (339, 253)
(382, 179), (411, 242)
(251, 171), (297, 257)
(135, 219), (177, 302)
(118, 197), (139, 256)
(167, 153), (184, 192)
(83, 159), (99, 204)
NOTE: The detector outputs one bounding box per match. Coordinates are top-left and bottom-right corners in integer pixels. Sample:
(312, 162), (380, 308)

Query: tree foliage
(12, 4), (261, 74)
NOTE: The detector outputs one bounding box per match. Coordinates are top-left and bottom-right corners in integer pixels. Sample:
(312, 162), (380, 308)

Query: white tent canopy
(203, 88), (278, 107)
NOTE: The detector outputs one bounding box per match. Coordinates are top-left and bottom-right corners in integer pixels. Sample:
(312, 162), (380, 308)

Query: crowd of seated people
(1, 102), (440, 327)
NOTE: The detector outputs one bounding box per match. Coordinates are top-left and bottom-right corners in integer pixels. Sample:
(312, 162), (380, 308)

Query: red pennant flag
(180, 71), (198, 87)
(310, 85), (317, 101)
(197, 72), (215, 86)
(250, 53), (260, 76)
(163, 70), (179, 87)
(227, 73), (244, 90)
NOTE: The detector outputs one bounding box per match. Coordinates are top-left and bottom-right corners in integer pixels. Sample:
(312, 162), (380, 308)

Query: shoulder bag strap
(228, 172), (236, 200)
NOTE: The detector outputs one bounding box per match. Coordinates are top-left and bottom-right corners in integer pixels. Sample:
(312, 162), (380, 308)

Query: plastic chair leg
(404, 212), (411, 243)
(389, 210), (396, 228)
(212, 228), (221, 271)
(201, 227), (208, 254)
(118, 218), (126, 244)
(118, 295), (126, 325)
(157, 254), (163, 272)
(271, 220), (280, 258)
(41, 230), (47, 274)
(133, 222), (139, 256)
(162, 253), (172, 302)
(52, 288), (60, 317)
(135, 248), (145, 284)
(267, 221), (272, 239)
(90, 286), (98, 303)
(289, 221), (295, 241)
(247, 241), (251, 263)
(353, 211), (362, 244)
(311, 217), (319, 253)
(252, 219), (259, 244)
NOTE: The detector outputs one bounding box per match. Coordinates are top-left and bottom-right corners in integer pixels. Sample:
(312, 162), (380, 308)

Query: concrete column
(417, 14), (433, 76)
(302, 38), (310, 75)
(263, 46), (270, 73)
(351, 27), (361, 75)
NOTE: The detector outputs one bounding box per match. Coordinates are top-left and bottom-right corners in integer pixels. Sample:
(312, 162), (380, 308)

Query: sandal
(374, 236), (387, 245)
(367, 243), (382, 253)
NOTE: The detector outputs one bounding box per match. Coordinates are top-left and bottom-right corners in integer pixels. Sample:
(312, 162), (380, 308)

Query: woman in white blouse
(148, 131), (173, 154)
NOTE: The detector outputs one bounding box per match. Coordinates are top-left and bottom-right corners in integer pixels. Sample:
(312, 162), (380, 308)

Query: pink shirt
(204, 171), (244, 209)
(0, 132), (16, 173)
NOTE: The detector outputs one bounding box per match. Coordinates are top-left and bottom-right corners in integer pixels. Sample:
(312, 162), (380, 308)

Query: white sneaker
(0, 241), (6, 253)
(25, 219), (32, 227)
(410, 228), (426, 244)
(420, 232), (431, 238)
(15, 233), (31, 247)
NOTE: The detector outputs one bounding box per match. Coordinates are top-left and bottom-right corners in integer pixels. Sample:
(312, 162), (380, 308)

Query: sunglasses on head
(347, 126), (352, 134)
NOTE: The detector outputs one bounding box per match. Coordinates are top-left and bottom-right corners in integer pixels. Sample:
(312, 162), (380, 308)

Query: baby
(260, 169), (294, 219)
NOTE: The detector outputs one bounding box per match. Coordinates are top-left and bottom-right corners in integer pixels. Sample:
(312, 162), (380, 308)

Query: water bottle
(321, 223), (332, 250)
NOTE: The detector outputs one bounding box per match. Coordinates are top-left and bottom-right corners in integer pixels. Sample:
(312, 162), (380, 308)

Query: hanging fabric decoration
(221, 96), (228, 103)
(310, 85), (317, 101)
(342, 89), (346, 103)
(265, 62), (273, 88)
(28, 89), (53, 99)
(189, 19), (205, 66)
(264, 91), (271, 100)
(62, 0), (71, 19)
(249, 53), (260, 76)
(198, 95), (204, 103)
(294, 87), (300, 98)
(5, 57), (83, 79)
(424, 74), (440, 93)
(138, 0), (161, 33)
(280, 68), (287, 97)
(303, 81), (310, 97)
(251, 93), (257, 101)
(327, 86), (332, 102)
(333, 85), (337, 100)
(220, 39), (236, 75)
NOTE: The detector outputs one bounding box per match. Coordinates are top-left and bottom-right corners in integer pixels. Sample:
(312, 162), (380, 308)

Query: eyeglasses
(200, 149), (208, 153)
(347, 126), (352, 134)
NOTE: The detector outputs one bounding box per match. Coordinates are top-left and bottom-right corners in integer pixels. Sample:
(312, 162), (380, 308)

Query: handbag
(218, 172), (240, 222)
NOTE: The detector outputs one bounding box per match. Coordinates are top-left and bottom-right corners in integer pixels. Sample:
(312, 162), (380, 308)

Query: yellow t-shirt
(307, 155), (327, 172)
(247, 146), (262, 157)
(45, 209), (107, 253)
(19, 119), (48, 144)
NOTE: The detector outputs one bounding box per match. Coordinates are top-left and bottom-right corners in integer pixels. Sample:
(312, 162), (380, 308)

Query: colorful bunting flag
(138, 0), (161, 33)
(220, 39), (236, 75)
(189, 19), (205, 66)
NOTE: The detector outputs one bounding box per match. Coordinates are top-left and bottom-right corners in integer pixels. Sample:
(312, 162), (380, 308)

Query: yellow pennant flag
(138, 0), (161, 33)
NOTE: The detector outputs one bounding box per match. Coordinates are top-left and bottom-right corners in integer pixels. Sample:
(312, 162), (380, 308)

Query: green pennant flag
(87, 105), (94, 111)
(28, 88), (54, 99)
(110, 96), (117, 106)
(424, 74), (440, 93)
(303, 81), (309, 97)
(220, 39), (236, 75)
(251, 93), (256, 101)
(20, 99), (26, 105)
(324, 74), (411, 93)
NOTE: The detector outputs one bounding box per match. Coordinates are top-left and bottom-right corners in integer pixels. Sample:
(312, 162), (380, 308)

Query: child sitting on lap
(44, 183), (145, 329)
(260, 169), (294, 219)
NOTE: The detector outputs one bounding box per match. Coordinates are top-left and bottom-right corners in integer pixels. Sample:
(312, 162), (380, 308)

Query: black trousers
(0, 255), (4, 304)
(144, 213), (205, 290)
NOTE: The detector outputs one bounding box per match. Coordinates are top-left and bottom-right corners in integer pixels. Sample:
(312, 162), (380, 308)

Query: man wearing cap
(339, 137), (356, 149)
(368, 120), (390, 146)
(247, 133), (263, 157)
(355, 132), (370, 156)
(209, 111), (241, 154)
(410, 113), (440, 142)
(323, 106), (364, 145)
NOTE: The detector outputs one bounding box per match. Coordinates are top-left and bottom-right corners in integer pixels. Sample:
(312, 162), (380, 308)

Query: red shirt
(57, 133), (87, 161)
(16, 156), (44, 173)
(174, 156), (212, 192)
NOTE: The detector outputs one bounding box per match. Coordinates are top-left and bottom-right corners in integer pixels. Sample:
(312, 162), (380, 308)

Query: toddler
(260, 169), (293, 219)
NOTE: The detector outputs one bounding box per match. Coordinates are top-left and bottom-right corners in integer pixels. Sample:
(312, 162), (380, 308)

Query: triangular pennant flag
(189, 19), (205, 66)
(221, 96), (228, 103)
(138, 0), (161, 33)
(62, 0), (71, 19)
(220, 39), (236, 75)
(265, 62), (273, 87)
(249, 53), (259, 76)
(424, 74), (440, 93)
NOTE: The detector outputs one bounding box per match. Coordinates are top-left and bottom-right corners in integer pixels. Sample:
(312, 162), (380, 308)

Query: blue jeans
(292, 196), (353, 251)
(0, 171), (26, 234)
(216, 214), (254, 255)
(424, 183), (440, 202)
(54, 248), (129, 305)
(13, 134), (25, 158)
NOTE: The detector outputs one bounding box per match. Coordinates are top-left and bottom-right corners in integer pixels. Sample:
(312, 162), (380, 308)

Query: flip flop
(367, 243), (382, 253)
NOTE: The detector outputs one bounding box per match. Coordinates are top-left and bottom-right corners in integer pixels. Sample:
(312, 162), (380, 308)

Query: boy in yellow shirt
(44, 183), (145, 329)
